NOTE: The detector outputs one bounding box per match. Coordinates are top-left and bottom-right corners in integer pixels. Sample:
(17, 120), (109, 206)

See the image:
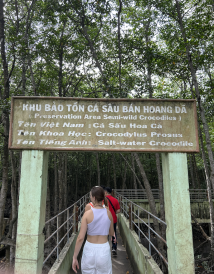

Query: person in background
(72, 186), (114, 274)
(104, 187), (120, 255)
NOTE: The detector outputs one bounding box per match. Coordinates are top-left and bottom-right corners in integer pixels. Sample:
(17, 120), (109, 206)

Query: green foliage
(0, 0), (213, 192)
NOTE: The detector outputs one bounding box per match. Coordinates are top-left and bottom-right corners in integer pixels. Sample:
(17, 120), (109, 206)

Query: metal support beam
(15, 150), (49, 274)
(162, 153), (194, 274)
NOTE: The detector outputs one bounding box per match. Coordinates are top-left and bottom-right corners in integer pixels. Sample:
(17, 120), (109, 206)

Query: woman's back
(88, 208), (111, 235)
(86, 206), (112, 244)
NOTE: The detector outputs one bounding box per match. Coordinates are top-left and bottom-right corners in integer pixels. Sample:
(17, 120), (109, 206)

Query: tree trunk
(17, 152), (22, 208)
(122, 158), (127, 191)
(75, 173), (78, 201)
(188, 154), (195, 188)
(106, 155), (110, 187)
(155, 153), (166, 240)
(54, 153), (58, 215)
(198, 121), (214, 260)
(58, 23), (65, 97)
(96, 153), (100, 186)
(64, 153), (68, 209)
(144, 17), (153, 99)
(78, 18), (110, 94)
(21, 0), (36, 95)
(134, 153), (158, 216)
(21, 55), (27, 95)
(120, 153), (144, 190)
(89, 155), (92, 190)
(193, 154), (200, 188)
(134, 153), (166, 262)
(175, 0), (214, 192)
(10, 151), (17, 265)
(117, 0), (122, 95)
(0, 0), (10, 239)
(29, 58), (37, 95)
(112, 154), (117, 190)
(58, 153), (64, 249)
(131, 153), (138, 196)
(46, 172), (51, 249)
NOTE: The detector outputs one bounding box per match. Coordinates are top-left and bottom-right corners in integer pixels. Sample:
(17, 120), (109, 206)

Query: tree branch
(191, 212), (210, 241)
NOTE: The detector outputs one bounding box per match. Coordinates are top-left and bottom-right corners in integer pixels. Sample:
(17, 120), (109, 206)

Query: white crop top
(87, 207), (111, 236)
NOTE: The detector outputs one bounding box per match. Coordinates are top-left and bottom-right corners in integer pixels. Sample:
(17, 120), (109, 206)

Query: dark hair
(91, 186), (108, 207)
(101, 185), (106, 191)
(91, 186), (105, 202)
(105, 187), (112, 194)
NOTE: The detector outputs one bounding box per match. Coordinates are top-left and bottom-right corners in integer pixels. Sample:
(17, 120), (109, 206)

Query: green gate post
(15, 150), (49, 274)
(162, 153), (194, 274)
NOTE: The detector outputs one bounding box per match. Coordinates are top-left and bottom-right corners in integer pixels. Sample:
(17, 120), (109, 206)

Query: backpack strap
(106, 197), (116, 213)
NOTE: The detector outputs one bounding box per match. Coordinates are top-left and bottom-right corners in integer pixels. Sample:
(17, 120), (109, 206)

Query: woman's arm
(72, 213), (87, 273)
(107, 210), (114, 236)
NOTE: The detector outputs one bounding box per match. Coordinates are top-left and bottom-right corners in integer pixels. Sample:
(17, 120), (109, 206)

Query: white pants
(81, 241), (112, 274)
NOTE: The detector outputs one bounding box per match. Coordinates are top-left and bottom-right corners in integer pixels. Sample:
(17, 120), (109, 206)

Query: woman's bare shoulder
(84, 208), (94, 224)
(84, 207), (92, 215)
(85, 203), (92, 212)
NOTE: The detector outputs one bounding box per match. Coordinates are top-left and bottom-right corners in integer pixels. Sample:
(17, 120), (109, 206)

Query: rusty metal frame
(43, 192), (89, 266)
(9, 96), (199, 153)
(116, 192), (168, 266)
(115, 189), (212, 200)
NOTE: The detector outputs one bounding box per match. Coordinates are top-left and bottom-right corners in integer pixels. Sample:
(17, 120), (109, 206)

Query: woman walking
(72, 186), (114, 274)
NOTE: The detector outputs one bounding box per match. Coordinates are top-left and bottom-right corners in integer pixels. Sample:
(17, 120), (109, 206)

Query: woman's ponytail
(104, 196), (108, 207)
